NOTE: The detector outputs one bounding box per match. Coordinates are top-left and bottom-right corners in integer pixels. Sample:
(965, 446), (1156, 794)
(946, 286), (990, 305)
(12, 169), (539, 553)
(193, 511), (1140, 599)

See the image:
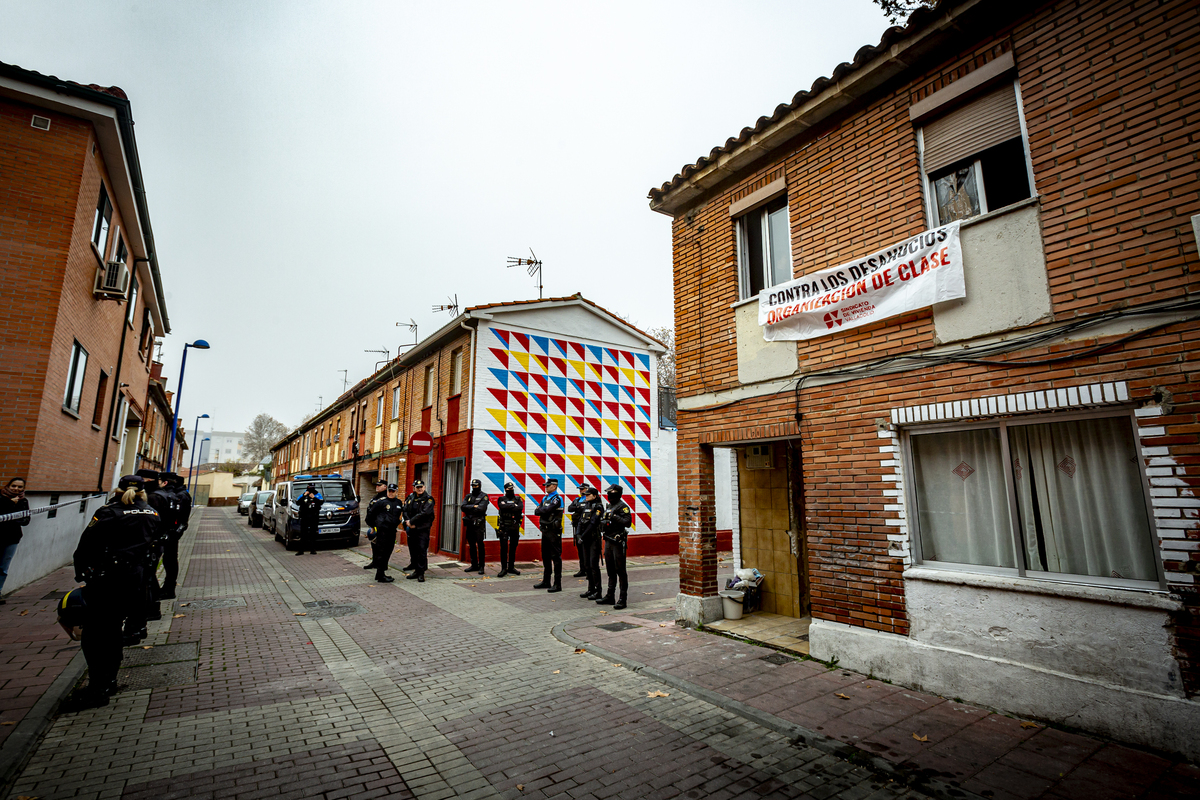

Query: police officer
(495, 482), (523, 578)
(158, 471), (186, 599)
(132, 469), (173, 632)
(533, 477), (564, 593)
(71, 475), (157, 708)
(576, 486), (604, 599)
(362, 478), (390, 571)
(401, 479), (436, 582)
(568, 485), (588, 579)
(365, 483), (403, 583)
(596, 484), (633, 610)
(295, 484), (322, 555)
(460, 479), (490, 574)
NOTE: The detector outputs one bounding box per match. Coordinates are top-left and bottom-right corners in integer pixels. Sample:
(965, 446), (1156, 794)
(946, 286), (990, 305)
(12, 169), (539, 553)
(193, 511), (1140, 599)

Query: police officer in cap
(362, 478), (389, 571)
(532, 477), (564, 593)
(371, 477), (388, 503)
(596, 484), (633, 610)
(295, 484), (322, 555)
(131, 469), (173, 632)
(70, 475), (157, 708)
(460, 479), (490, 574)
(401, 479), (436, 582)
(495, 482), (523, 577)
(158, 471), (186, 599)
(575, 486), (604, 599)
(365, 483), (403, 582)
(567, 485), (588, 579)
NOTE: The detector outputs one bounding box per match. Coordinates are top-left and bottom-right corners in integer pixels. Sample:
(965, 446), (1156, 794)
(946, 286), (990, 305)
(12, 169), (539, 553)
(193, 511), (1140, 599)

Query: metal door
(439, 458), (464, 553)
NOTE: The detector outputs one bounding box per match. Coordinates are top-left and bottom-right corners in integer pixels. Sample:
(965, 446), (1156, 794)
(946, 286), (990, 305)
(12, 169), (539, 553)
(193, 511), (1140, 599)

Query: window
(920, 82), (1032, 226)
(63, 341), (88, 415)
(392, 384), (401, 419)
(92, 371), (109, 426)
(376, 392), (384, 426)
(92, 185), (112, 253)
(126, 273), (138, 325)
(905, 410), (1159, 586)
(112, 394), (126, 440)
(737, 196), (791, 300)
(422, 364), (435, 407)
(112, 228), (127, 264)
(450, 349), (463, 395)
(360, 401), (368, 432)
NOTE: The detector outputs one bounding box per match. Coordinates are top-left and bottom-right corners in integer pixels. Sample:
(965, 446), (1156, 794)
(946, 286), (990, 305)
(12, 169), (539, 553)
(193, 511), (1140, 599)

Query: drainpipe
(96, 265), (139, 492)
(459, 317), (477, 430)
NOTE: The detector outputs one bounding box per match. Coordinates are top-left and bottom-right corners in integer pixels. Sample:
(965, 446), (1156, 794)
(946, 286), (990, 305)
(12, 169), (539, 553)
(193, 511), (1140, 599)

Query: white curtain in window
(1009, 417), (1156, 581)
(912, 428), (1014, 567)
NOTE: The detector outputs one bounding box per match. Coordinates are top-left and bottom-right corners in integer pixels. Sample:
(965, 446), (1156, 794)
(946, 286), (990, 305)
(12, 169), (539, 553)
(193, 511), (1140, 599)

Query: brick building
(136, 361), (187, 474)
(0, 61), (172, 590)
(272, 295), (682, 561)
(651, 0), (1199, 756)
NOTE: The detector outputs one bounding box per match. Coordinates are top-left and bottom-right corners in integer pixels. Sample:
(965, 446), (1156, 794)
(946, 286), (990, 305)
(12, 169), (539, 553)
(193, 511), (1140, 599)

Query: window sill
(904, 566), (1176, 610)
(62, 406), (81, 420)
(956, 194), (1041, 231)
(90, 241), (105, 269)
(91, 423), (101, 431)
(729, 295), (760, 311)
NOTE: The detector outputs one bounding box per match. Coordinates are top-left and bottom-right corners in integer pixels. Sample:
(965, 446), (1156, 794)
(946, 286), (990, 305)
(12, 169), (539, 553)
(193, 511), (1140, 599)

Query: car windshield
(240, 493), (254, 501)
(295, 482), (355, 503)
(256, 492), (272, 502)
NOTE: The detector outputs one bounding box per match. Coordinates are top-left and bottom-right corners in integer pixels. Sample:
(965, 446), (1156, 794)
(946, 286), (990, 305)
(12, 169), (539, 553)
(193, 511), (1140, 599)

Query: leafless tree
(871, 0), (936, 25)
(647, 326), (675, 388)
(243, 413), (290, 464)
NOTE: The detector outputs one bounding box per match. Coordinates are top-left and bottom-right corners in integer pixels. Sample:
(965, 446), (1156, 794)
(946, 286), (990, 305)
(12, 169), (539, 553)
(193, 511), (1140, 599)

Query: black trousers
(580, 535), (602, 594)
(464, 522), (486, 567)
(299, 519), (318, 551)
(540, 530), (562, 585)
(603, 538), (627, 601)
(84, 579), (137, 692)
(162, 530), (181, 590)
(373, 530), (397, 576)
(497, 529), (519, 570)
(408, 527), (430, 575)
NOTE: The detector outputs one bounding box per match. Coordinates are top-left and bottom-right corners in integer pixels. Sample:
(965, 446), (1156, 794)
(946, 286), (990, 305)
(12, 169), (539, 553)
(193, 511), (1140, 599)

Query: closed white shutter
(922, 83), (1022, 174)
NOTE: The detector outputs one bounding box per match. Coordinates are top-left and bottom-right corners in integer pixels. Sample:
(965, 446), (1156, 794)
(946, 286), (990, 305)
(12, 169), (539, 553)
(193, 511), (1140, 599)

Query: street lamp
(166, 339), (210, 471)
(191, 438), (210, 496)
(187, 414), (210, 495)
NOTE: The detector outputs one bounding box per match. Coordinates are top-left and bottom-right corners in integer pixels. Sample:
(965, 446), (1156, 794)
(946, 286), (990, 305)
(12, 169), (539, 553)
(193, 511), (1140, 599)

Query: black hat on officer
(118, 475), (145, 491)
(387, 483), (398, 492)
(413, 479), (425, 489)
(605, 484), (622, 499)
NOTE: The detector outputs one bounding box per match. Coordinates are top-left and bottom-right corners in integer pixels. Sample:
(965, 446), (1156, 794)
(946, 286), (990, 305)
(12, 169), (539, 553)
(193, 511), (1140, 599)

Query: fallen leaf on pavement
(1020, 721), (1039, 729)
(659, 623), (668, 627)
(643, 592), (654, 595)
(294, 613), (307, 616)
(516, 785), (524, 792)
(552, 670), (560, 674)
(0, 721), (14, 726)
(835, 693), (851, 700)
(598, 610), (608, 615)
(574, 648), (586, 654)
(912, 733), (928, 742)
(647, 690), (670, 698)
(179, 603), (190, 607)
(614, 664), (622, 667)
(141, 646), (153, 650)
(19, 609), (28, 616)
(173, 614), (185, 619)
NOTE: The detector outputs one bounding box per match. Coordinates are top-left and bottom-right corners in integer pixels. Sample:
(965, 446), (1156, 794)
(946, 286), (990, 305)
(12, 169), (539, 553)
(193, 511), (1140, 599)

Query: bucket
(719, 590), (745, 620)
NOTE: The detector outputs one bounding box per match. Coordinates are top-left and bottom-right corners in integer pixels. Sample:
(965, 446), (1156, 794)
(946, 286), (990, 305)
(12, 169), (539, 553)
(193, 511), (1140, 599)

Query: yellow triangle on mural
(569, 360), (587, 378)
(529, 453), (546, 472)
(586, 456), (601, 472)
(509, 411), (528, 431)
(621, 367), (636, 385)
(604, 419), (621, 438)
(509, 451), (526, 470)
(620, 457), (637, 474)
(587, 362), (602, 380)
(530, 353), (548, 374)
(621, 420), (635, 438)
(636, 370), (649, 387)
(486, 515), (498, 528)
(568, 455), (586, 473)
(513, 352), (530, 371)
(548, 414), (566, 433)
(488, 408), (508, 429)
(568, 417), (585, 434)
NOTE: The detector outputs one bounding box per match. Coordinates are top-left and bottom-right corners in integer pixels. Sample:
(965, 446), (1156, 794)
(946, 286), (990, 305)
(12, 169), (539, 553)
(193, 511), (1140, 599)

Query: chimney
(150, 361), (164, 381)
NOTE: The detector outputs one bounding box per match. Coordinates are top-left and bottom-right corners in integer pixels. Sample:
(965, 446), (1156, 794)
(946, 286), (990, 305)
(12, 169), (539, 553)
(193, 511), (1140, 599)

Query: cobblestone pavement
(5, 508), (934, 800)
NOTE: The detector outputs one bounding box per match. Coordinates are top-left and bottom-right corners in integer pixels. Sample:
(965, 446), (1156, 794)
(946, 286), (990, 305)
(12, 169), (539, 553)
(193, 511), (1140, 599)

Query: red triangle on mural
(638, 513), (652, 529)
(621, 350), (635, 367)
(490, 348), (509, 368)
(570, 417), (587, 435)
(638, 458), (651, 472)
(638, 370), (650, 385)
(587, 381), (602, 399)
(488, 388), (509, 407)
(568, 435), (584, 452)
(510, 432), (526, 450)
(637, 422), (651, 438)
(604, 401), (621, 418)
(638, 404), (650, 420)
(620, 439), (635, 454)
(510, 470), (526, 485)
(636, 387), (651, 403)
(550, 434), (566, 451)
(550, 356), (566, 374)
(550, 395), (567, 412)
(530, 374), (548, 393)
(570, 341), (586, 359)
(529, 413), (546, 430)
(636, 476), (651, 492)
(587, 418), (602, 435)
(534, 394), (550, 411)
(511, 410), (528, 425)
(513, 371), (530, 389)
(526, 514), (540, 528)
(485, 450), (506, 469)
(603, 456), (619, 472)
(510, 392), (528, 410)
(493, 328), (511, 347)
(606, 348), (619, 363)
(548, 453), (565, 470)
(513, 331), (529, 351)
(569, 397), (586, 415)
(621, 403), (634, 419)
(604, 365), (619, 381)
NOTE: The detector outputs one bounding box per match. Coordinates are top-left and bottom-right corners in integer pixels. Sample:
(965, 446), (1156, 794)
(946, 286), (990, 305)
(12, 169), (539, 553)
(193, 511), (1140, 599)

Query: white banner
(758, 221), (965, 341)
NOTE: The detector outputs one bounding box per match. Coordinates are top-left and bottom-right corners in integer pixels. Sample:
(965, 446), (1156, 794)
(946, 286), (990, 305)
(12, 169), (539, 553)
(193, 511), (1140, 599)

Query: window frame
(391, 383), (401, 419)
(376, 392), (384, 426)
(900, 406), (1165, 591)
(450, 348), (463, 396)
(62, 341), (89, 416)
(92, 185), (112, 252)
(126, 272), (139, 326)
(422, 364), (435, 408)
(735, 196), (792, 301)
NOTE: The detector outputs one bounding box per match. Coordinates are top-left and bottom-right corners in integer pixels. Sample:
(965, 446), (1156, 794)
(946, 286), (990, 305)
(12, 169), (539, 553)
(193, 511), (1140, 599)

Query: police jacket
(0, 495), (30, 546)
(602, 499), (632, 543)
(147, 486), (175, 541)
(566, 496), (586, 532)
(366, 496), (403, 534)
(297, 493), (323, 522)
(576, 497), (604, 542)
(496, 493), (524, 534)
(533, 492), (563, 536)
(175, 487), (193, 532)
(460, 490), (490, 530)
(402, 492), (436, 531)
(74, 498), (157, 583)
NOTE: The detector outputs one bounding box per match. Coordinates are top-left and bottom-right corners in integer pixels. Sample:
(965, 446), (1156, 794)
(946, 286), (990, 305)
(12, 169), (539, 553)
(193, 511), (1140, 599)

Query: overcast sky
(3, 0), (894, 439)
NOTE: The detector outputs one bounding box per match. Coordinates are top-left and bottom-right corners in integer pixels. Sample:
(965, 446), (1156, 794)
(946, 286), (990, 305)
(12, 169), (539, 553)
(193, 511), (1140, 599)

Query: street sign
(409, 431), (434, 455)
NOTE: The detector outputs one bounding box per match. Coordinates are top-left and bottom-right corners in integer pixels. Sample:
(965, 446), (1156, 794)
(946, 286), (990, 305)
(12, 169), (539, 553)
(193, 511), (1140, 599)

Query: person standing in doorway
(401, 479), (435, 582)
(365, 484), (402, 583)
(533, 477), (564, 593)
(295, 484), (322, 555)
(0, 478), (30, 602)
(495, 482), (523, 578)
(596, 484), (632, 610)
(460, 479), (490, 574)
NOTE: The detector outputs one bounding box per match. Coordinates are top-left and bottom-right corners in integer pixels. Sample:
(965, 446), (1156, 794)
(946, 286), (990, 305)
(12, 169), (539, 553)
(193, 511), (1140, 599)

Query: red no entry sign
(408, 431), (434, 455)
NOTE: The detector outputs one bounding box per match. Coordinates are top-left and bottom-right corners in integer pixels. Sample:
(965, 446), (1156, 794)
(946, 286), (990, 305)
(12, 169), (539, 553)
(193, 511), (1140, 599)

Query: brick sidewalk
(2, 508), (940, 800)
(562, 614), (1199, 800)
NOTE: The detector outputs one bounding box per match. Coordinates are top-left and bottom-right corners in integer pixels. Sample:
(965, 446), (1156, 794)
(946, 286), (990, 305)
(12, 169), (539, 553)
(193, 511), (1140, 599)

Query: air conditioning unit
(745, 444), (773, 470)
(94, 261), (130, 298)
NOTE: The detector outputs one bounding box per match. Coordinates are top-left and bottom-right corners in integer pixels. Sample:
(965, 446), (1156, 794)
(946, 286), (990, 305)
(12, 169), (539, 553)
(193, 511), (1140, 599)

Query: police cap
(387, 483), (398, 491)
(413, 480), (425, 489)
(117, 475), (145, 491)
(135, 468), (160, 481)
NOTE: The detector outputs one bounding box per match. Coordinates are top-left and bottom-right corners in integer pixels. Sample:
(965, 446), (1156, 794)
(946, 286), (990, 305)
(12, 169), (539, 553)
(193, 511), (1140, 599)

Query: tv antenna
(364, 347), (390, 372)
(337, 369), (348, 392)
(316, 396), (322, 411)
(395, 319), (418, 352)
(507, 248), (543, 299)
(432, 294), (459, 316)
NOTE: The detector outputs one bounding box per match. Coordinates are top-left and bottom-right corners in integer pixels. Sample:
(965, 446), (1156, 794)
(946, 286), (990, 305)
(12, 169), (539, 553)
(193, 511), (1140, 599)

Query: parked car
(237, 492), (255, 515)
(248, 490), (274, 528)
(273, 474), (360, 550)
(262, 493), (278, 532)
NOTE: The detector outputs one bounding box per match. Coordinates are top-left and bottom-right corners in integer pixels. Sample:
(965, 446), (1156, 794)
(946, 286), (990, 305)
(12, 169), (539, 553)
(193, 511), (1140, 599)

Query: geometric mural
(472, 325), (653, 538)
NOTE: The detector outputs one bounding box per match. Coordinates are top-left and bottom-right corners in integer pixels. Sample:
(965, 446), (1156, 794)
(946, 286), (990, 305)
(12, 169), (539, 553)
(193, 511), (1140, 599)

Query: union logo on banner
(758, 221), (965, 341)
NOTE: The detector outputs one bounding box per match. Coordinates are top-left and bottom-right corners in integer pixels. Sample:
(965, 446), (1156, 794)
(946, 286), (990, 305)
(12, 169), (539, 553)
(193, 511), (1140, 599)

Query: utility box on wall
(745, 444), (773, 470)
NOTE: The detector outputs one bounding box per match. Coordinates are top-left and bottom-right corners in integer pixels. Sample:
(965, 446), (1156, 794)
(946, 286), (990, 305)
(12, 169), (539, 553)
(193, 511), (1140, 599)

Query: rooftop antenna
(395, 319), (418, 352)
(316, 396), (322, 411)
(432, 294), (459, 316)
(337, 369), (348, 392)
(507, 248), (543, 299)
(364, 347), (390, 372)
(154, 339), (165, 361)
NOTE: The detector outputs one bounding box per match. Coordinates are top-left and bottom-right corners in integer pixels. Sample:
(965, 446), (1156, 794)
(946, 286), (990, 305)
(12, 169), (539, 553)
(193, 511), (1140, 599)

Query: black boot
(579, 590), (593, 598)
(508, 566), (521, 576)
(463, 564), (478, 573)
(363, 562), (376, 570)
(596, 594), (615, 605)
(548, 583), (562, 593)
(573, 569), (586, 578)
(498, 568), (509, 578)
(401, 564), (414, 572)
(614, 597), (627, 610)
(159, 586), (176, 600)
(376, 573), (395, 583)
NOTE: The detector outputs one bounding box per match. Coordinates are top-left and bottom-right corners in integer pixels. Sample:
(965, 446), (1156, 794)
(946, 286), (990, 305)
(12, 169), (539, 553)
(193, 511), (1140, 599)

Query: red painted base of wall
(402, 530), (733, 562)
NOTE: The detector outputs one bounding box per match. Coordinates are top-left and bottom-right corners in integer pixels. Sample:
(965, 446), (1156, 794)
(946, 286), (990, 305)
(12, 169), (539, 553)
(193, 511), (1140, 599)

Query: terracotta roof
(0, 61), (128, 102)
(646, 1), (953, 206)
(466, 293), (666, 349)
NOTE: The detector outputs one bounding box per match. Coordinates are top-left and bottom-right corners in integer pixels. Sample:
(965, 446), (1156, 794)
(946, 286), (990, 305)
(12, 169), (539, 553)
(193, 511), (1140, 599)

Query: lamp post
(191, 438), (209, 496)
(187, 414), (210, 495)
(166, 339), (210, 471)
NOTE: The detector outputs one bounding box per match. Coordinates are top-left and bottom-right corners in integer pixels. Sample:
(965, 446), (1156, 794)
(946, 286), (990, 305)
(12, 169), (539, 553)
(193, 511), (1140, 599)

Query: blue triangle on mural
(635, 353), (650, 369)
(585, 436), (602, 454)
(483, 472), (507, 492)
(530, 334), (549, 354)
(550, 376), (568, 395)
(527, 433), (546, 451)
(602, 474), (620, 489)
(636, 441), (651, 457)
(487, 430), (507, 449)
(586, 344), (604, 363)
(488, 367), (509, 388)
(491, 328), (510, 347)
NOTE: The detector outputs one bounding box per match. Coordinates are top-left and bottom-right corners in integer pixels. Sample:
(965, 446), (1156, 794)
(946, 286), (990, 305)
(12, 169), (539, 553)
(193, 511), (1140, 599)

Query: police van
(272, 474), (360, 550)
